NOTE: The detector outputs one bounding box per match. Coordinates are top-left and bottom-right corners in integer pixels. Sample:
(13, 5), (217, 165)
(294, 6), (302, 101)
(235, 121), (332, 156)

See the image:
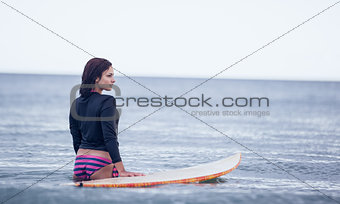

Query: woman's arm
(100, 97), (144, 176)
(69, 106), (82, 154)
(100, 97), (122, 163)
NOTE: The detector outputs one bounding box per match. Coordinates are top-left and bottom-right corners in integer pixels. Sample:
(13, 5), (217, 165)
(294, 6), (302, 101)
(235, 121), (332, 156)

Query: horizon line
(0, 71), (339, 83)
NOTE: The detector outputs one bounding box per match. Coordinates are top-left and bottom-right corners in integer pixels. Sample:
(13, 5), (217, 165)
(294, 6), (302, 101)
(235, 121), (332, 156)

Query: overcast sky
(0, 0), (339, 81)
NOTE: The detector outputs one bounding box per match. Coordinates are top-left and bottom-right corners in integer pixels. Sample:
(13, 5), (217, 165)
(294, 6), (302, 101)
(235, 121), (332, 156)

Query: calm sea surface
(0, 73), (339, 204)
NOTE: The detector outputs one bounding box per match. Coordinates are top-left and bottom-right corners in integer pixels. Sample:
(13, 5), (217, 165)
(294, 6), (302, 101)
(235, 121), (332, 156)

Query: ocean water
(0, 73), (339, 204)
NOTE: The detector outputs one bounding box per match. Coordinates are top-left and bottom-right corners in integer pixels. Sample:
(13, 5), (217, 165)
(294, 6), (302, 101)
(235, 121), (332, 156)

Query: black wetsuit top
(69, 92), (121, 163)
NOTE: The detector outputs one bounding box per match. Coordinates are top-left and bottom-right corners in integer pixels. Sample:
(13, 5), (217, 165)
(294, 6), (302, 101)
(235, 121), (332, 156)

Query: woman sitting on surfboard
(69, 58), (145, 180)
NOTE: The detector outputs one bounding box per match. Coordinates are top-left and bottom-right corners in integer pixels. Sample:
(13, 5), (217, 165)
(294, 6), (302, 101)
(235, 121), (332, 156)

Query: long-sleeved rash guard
(69, 92), (121, 163)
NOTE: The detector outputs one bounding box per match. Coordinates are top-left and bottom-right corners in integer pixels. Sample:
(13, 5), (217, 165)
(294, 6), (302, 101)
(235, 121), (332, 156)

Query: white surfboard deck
(72, 153), (241, 187)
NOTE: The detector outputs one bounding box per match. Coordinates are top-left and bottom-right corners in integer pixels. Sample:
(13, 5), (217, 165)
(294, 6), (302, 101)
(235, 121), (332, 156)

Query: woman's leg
(90, 163), (114, 180)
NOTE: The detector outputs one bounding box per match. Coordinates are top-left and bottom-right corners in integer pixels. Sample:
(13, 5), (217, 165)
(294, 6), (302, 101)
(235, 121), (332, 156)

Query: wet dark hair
(80, 58), (112, 97)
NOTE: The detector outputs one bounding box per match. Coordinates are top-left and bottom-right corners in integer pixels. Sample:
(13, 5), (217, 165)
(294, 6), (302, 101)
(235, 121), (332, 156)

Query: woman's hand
(119, 171), (145, 177)
(113, 161), (145, 177)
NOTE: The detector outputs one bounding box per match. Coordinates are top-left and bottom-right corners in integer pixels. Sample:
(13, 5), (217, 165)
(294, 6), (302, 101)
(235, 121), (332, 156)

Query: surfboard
(73, 153), (241, 188)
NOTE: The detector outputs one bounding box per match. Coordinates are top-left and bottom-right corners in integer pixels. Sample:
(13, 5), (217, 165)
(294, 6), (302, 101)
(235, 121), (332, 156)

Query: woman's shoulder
(96, 94), (116, 109)
(76, 93), (116, 107)
(79, 93), (115, 100)
(97, 93), (116, 101)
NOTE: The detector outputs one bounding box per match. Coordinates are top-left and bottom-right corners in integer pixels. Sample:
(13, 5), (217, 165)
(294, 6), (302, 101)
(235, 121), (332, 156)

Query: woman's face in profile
(96, 66), (115, 91)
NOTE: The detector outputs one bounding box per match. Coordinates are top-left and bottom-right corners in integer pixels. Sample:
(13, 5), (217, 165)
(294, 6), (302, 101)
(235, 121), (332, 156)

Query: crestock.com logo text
(115, 94), (269, 108)
(70, 84), (270, 121)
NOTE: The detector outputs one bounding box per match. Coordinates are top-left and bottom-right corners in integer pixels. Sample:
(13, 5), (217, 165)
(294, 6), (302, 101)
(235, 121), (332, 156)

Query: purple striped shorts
(73, 155), (119, 180)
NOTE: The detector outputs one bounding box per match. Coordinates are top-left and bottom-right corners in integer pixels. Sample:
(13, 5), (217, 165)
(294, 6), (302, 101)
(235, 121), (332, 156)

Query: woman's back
(71, 92), (119, 152)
